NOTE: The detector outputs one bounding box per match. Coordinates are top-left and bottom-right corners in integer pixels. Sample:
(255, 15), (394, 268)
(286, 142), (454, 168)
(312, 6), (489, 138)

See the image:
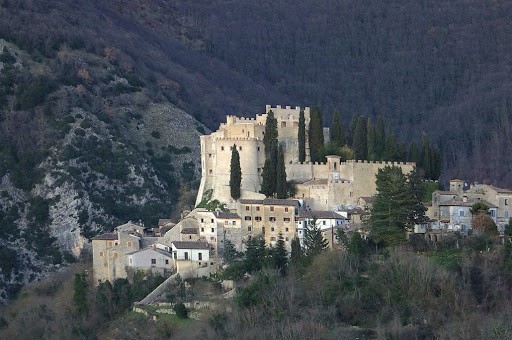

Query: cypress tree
(348, 115), (359, 147)
(308, 106), (324, 162)
(367, 118), (376, 160)
(408, 140), (419, 163)
(260, 158), (276, 197)
(375, 117), (386, 160)
(290, 236), (303, 268)
(383, 134), (398, 161)
(420, 136), (432, 179)
(353, 116), (368, 160)
(298, 108), (306, 162)
(276, 145), (287, 199)
(73, 273), (88, 315)
(263, 110), (278, 157)
(303, 217), (328, 260)
(331, 110), (345, 148)
(229, 144), (242, 200)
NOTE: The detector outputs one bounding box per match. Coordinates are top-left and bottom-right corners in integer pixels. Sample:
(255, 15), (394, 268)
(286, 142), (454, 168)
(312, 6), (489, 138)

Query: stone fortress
(197, 104), (415, 210)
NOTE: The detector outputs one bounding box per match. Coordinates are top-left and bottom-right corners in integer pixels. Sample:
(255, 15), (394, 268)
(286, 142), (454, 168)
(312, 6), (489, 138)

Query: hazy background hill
(1, 0), (512, 300)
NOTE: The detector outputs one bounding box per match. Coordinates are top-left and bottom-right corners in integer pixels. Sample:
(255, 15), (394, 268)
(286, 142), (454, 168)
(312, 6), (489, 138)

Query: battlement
(345, 159), (416, 166)
(294, 161), (327, 166)
(214, 137), (262, 142)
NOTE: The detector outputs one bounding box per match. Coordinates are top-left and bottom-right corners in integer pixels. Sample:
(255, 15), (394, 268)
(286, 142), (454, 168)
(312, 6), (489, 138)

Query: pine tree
(229, 144), (242, 200)
(272, 233), (288, 275)
(406, 167), (428, 226)
(370, 166), (416, 246)
(298, 108), (306, 162)
(303, 217), (328, 260)
(276, 145), (287, 199)
(347, 232), (369, 258)
(308, 106), (324, 162)
(245, 236), (266, 273)
(331, 110), (344, 148)
(367, 118), (376, 160)
(353, 116), (367, 160)
(223, 239), (239, 263)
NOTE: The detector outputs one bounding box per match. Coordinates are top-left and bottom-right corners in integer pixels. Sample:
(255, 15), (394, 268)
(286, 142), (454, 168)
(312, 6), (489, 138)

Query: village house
(126, 246), (174, 276)
(296, 210), (348, 248)
(171, 241), (212, 272)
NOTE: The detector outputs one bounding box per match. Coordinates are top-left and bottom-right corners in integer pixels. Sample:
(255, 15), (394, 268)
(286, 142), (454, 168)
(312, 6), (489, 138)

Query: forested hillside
(2, 0), (512, 301)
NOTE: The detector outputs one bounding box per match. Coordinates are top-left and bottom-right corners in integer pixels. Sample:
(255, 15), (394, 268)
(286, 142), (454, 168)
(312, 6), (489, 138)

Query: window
(256, 207), (260, 211)
(255, 216), (262, 222)
(245, 216), (252, 221)
(285, 228), (289, 232)
(99, 251), (104, 257)
(506, 199), (509, 206)
(285, 207), (289, 212)
(506, 210), (510, 219)
(284, 217), (290, 222)
(285, 237), (289, 241)
(269, 217), (276, 222)
(239, 146), (242, 151)
(323, 221), (326, 225)
(184, 252), (189, 260)
(210, 237), (215, 241)
(198, 253), (202, 261)
(113, 252), (118, 259)
(257, 147), (260, 151)
(127, 241), (132, 247)
(224, 220), (229, 225)
(211, 228), (215, 233)
(173, 252), (177, 259)
(189, 235), (192, 240)
(459, 210), (464, 217)
(165, 259), (169, 265)
(201, 228), (204, 232)
(209, 169), (212, 174)
(201, 218), (204, 223)
(151, 259), (156, 265)
(211, 219), (214, 223)
(271, 227), (275, 232)
(271, 237), (276, 241)
(245, 206), (250, 211)
(490, 210), (496, 217)
(108, 241), (113, 247)
(248, 226), (252, 231)
(233, 221), (236, 225)
(209, 153), (212, 158)
(270, 207), (274, 212)
(221, 146), (224, 151)
(281, 122), (286, 127)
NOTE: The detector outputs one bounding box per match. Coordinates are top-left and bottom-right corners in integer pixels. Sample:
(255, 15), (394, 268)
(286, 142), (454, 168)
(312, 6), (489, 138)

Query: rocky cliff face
(0, 39), (206, 303)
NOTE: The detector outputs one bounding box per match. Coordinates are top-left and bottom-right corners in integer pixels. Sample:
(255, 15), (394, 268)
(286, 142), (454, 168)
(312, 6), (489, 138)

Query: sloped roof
(439, 197), (497, 208)
(172, 241), (209, 250)
(215, 212), (241, 219)
(181, 228), (198, 234)
(91, 233), (117, 240)
(127, 247), (173, 258)
(297, 211), (347, 220)
(240, 198), (299, 207)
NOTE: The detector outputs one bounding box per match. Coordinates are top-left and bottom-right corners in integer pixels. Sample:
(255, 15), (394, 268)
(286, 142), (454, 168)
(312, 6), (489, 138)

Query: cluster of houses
(91, 105), (512, 285)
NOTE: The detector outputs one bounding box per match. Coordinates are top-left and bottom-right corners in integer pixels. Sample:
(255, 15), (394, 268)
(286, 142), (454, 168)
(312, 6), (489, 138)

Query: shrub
(151, 131), (161, 139)
(173, 303), (188, 319)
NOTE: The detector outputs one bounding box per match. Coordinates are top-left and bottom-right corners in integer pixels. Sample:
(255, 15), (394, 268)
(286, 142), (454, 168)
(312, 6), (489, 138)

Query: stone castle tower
(196, 105), (415, 208)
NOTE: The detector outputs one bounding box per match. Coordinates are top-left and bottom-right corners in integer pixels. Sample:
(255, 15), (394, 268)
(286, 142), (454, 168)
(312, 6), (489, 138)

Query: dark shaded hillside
(171, 0), (512, 186)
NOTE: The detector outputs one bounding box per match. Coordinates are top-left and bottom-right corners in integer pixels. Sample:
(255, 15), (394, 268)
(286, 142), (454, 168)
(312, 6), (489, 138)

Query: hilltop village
(92, 105), (512, 286)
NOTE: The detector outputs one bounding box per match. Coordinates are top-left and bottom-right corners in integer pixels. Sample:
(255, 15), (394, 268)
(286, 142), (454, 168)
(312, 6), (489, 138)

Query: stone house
(296, 210), (348, 248)
(127, 247), (173, 276)
(91, 231), (140, 285)
(238, 198), (300, 251)
(171, 241), (212, 272)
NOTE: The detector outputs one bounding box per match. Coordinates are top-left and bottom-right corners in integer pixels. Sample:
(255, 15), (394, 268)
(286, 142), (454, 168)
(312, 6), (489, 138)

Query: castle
(197, 105), (415, 210)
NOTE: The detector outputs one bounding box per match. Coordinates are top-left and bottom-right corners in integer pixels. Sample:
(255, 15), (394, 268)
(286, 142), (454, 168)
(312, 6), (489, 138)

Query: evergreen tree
(370, 166), (416, 246)
(331, 110), (345, 147)
(353, 116), (368, 160)
(223, 239), (239, 263)
(406, 167), (428, 226)
(308, 106), (324, 162)
(420, 136), (432, 179)
(367, 118), (376, 160)
(348, 115), (359, 147)
(260, 158), (276, 197)
(290, 236), (303, 268)
(408, 140), (419, 163)
(96, 281), (114, 318)
(383, 134), (399, 161)
(303, 217), (328, 260)
(298, 108), (306, 162)
(335, 228), (348, 247)
(263, 110), (278, 157)
(375, 117), (386, 160)
(245, 236), (266, 273)
(276, 145), (287, 199)
(73, 273), (88, 315)
(229, 144), (242, 200)
(347, 232), (369, 258)
(272, 233), (288, 275)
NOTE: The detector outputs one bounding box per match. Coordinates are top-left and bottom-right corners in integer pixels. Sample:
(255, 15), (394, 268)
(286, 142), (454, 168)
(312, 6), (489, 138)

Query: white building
(127, 247), (173, 273)
(171, 241), (211, 272)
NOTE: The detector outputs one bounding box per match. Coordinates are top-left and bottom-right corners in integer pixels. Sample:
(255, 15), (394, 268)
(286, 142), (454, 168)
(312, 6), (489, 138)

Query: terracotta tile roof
(91, 233), (117, 240)
(240, 198), (300, 207)
(172, 241), (209, 250)
(240, 199), (263, 205)
(301, 179), (329, 186)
